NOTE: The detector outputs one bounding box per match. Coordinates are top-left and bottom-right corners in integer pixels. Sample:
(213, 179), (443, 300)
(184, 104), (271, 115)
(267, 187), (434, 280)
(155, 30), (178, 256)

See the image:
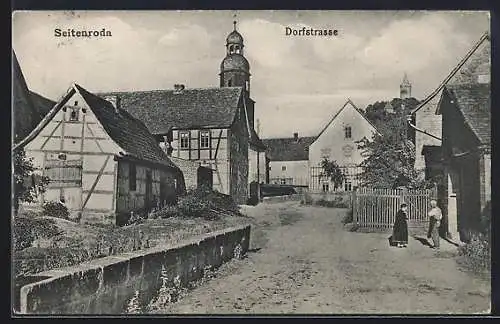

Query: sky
(12, 10), (489, 138)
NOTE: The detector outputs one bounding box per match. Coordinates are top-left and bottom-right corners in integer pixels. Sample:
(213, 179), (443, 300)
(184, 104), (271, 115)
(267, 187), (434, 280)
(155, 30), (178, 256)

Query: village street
(156, 201), (490, 314)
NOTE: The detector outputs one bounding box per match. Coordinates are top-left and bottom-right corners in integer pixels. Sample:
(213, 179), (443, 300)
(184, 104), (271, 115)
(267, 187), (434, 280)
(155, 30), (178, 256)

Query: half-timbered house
(15, 84), (184, 225)
(98, 86), (253, 205)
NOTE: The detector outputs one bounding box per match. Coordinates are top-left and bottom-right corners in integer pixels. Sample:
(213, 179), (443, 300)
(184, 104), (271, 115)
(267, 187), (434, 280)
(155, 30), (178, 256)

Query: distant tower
(220, 20), (251, 95)
(400, 73), (412, 99)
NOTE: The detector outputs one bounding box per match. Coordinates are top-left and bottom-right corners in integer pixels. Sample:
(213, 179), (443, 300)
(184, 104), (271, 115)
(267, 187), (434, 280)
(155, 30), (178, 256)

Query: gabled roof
(411, 31), (490, 115)
(262, 136), (316, 161)
(314, 99), (380, 142)
(14, 84), (180, 171)
(30, 91), (57, 119)
(442, 83), (490, 145)
(12, 51), (41, 142)
(97, 87), (244, 134)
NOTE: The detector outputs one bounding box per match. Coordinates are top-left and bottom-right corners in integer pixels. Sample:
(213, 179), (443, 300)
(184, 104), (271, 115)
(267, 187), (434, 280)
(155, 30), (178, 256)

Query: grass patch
(13, 188), (250, 279)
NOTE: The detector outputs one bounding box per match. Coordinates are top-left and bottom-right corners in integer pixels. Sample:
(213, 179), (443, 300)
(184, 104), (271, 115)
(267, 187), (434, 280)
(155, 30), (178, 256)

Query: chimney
(104, 95), (120, 113)
(173, 84), (185, 94)
(293, 132), (298, 141)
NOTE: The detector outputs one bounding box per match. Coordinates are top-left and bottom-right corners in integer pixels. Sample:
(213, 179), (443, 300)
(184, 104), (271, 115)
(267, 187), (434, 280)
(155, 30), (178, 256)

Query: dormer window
(345, 126), (352, 139)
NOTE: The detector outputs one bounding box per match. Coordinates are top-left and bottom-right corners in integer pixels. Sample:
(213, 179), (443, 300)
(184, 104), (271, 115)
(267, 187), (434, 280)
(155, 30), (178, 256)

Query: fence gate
(352, 187), (437, 233)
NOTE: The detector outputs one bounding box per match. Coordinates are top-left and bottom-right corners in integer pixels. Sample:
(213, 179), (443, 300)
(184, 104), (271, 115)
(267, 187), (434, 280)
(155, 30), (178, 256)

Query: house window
(129, 163), (137, 191)
(345, 126), (352, 139)
(282, 165), (287, 171)
(200, 131), (210, 149)
(180, 132), (190, 149)
(322, 183), (329, 192)
(344, 181), (352, 192)
(228, 79), (232, 87)
(280, 179), (286, 185)
(70, 108), (79, 121)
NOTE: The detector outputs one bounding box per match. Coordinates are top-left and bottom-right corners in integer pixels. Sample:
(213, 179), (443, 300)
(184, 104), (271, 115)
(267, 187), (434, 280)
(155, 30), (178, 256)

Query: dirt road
(156, 201), (490, 314)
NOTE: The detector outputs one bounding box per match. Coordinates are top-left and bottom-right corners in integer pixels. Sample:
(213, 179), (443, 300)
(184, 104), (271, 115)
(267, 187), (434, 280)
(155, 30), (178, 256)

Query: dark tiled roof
(13, 51), (41, 142)
(445, 83), (490, 145)
(30, 91), (56, 118)
(262, 136), (316, 161)
(249, 127), (266, 150)
(97, 87), (244, 135)
(75, 85), (180, 170)
(412, 31), (490, 114)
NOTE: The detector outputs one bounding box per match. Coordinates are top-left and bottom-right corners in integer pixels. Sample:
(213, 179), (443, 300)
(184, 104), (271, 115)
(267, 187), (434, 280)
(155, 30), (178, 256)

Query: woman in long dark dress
(392, 203), (409, 248)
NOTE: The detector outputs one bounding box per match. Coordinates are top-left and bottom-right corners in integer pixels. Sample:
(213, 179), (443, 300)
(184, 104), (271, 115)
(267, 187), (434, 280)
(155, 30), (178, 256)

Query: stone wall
(16, 225), (251, 314)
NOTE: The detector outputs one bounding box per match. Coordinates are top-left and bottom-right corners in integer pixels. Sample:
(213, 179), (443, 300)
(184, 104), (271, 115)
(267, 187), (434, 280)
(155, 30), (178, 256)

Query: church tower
(400, 73), (412, 99)
(220, 21), (251, 95)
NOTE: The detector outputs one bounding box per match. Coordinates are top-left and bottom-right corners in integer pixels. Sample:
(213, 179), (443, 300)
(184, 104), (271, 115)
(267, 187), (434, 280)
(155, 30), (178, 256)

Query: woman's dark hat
(401, 203), (407, 208)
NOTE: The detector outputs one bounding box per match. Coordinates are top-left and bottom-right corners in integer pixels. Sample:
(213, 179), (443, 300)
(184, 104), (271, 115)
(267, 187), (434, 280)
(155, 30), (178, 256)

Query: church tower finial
(400, 72), (412, 99)
(220, 20), (250, 94)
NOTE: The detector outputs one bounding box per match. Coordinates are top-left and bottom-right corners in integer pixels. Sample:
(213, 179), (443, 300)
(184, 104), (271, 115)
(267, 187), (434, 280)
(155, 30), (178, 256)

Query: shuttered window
(44, 160), (82, 187)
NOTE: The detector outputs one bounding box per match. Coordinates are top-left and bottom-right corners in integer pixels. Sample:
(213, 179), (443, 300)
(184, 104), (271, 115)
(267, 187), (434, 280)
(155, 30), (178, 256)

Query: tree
(13, 148), (49, 215)
(355, 116), (428, 189)
(320, 158), (345, 191)
(362, 97), (420, 144)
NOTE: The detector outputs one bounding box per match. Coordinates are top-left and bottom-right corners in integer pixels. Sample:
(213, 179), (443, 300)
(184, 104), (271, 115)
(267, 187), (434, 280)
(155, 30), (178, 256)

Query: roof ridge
(97, 86), (243, 95)
(411, 31), (490, 114)
(262, 136), (317, 140)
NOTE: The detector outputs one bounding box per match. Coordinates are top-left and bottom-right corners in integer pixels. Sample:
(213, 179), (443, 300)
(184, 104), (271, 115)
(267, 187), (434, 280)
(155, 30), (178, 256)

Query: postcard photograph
(11, 10), (491, 315)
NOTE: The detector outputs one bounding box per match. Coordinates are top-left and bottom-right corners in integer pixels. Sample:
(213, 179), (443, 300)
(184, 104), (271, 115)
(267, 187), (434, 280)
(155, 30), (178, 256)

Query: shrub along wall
(16, 224), (251, 314)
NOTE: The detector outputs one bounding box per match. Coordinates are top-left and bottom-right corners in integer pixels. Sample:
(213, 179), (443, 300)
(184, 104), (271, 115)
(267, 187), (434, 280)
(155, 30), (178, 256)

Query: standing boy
(427, 200), (442, 249)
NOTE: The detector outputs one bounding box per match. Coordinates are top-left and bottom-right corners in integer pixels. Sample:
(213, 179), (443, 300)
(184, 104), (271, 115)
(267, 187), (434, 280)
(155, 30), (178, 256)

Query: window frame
(345, 126), (352, 139)
(281, 165), (287, 171)
(69, 108), (79, 121)
(200, 130), (210, 149)
(179, 131), (190, 149)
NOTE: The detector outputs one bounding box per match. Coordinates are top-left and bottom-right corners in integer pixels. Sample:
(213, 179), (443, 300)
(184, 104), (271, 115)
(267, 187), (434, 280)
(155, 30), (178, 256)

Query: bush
(151, 205), (181, 219)
(314, 197), (349, 208)
(13, 217), (62, 252)
(458, 232), (490, 273)
(177, 195), (212, 218)
(42, 201), (70, 220)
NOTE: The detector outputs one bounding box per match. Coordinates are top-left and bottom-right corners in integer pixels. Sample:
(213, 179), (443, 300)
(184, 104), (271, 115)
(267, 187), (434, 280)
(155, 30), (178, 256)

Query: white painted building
(308, 99), (379, 192)
(262, 133), (315, 186)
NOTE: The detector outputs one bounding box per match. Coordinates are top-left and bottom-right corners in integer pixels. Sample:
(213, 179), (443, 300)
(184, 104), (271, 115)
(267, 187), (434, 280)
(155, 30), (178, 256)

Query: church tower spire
(400, 73), (412, 99)
(220, 20), (251, 94)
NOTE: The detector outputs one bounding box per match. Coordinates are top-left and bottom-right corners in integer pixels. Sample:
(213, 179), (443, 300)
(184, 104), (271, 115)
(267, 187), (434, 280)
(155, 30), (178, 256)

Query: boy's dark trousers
(427, 217), (436, 239)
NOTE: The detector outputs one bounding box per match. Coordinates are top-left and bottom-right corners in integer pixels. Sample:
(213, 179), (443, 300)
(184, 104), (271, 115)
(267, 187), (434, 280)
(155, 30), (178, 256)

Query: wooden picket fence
(352, 187), (437, 232)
